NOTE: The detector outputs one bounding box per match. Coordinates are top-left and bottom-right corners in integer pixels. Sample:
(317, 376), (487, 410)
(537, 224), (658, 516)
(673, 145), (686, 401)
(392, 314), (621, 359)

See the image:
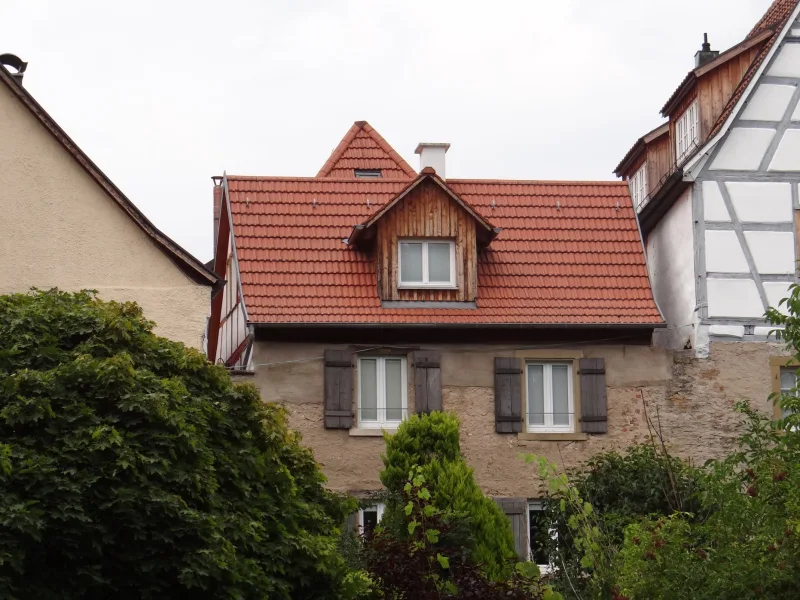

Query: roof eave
(251, 321), (666, 330)
(661, 72), (698, 117)
(0, 65), (219, 287)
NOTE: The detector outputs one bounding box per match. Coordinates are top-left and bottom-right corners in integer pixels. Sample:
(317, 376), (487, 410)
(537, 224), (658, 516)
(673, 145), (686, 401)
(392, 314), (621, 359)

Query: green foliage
(0, 289), (354, 599)
(363, 466), (558, 599)
(380, 412), (516, 580)
(615, 403), (800, 599)
(532, 443), (703, 598)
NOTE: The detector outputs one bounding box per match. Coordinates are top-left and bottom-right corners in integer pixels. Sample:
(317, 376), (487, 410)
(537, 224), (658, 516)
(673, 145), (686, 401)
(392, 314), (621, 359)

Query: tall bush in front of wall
(380, 412), (517, 580)
(0, 289), (355, 600)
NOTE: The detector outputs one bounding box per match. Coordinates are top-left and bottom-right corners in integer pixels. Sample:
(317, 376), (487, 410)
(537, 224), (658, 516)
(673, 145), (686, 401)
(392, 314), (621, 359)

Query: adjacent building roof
(316, 120), (416, 179)
(225, 122), (662, 327)
(0, 62), (219, 288)
(613, 123), (669, 177)
(708, 0), (799, 138)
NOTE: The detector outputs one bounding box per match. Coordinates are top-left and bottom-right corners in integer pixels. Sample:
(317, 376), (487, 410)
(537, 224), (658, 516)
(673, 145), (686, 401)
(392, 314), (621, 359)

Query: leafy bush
(542, 443), (704, 598)
(615, 403), (800, 599)
(363, 466), (559, 599)
(0, 290), (353, 599)
(380, 412), (516, 579)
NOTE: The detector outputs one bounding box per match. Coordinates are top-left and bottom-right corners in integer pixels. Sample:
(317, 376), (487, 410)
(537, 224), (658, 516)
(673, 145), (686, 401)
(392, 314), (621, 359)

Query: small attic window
(355, 169), (382, 179)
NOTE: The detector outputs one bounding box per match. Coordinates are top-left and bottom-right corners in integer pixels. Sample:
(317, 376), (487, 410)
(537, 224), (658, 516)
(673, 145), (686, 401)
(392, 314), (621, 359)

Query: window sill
(397, 284), (458, 290)
(349, 428), (399, 437)
(517, 432), (588, 442)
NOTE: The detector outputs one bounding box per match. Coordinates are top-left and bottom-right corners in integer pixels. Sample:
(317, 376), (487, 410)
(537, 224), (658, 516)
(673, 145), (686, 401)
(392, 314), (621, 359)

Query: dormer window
(398, 239), (456, 288)
(355, 169), (382, 179)
(629, 162), (649, 211)
(675, 100), (699, 164)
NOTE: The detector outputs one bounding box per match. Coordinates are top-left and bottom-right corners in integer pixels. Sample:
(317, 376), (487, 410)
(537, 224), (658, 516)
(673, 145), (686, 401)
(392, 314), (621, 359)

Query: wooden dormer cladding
(347, 171), (498, 303)
(377, 178), (477, 302)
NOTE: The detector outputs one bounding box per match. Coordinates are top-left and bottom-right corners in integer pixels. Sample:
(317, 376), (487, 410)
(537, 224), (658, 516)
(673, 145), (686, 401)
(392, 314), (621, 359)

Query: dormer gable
(316, 121), (416, 179)
(349, 169), (498, 303)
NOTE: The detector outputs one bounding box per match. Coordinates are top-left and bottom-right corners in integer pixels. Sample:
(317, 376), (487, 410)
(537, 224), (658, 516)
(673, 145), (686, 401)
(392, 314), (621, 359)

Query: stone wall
(239, 340), (787, 497)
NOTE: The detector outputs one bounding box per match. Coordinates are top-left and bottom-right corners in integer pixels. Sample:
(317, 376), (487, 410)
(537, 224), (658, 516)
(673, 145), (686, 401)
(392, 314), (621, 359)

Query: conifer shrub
(380, 412), (516, 579)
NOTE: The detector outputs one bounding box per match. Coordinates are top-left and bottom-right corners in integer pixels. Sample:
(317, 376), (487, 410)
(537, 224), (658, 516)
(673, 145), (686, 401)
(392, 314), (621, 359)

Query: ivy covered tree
(0, 290), (354, 599)
(380, 412), (516, 580)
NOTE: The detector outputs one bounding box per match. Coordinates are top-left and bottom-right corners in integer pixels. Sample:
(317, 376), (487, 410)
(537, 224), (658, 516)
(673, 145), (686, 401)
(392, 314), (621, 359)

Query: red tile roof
(316, 121), (416, 179)
(227, 125), (662, 326)
(709, 0), (799, 138)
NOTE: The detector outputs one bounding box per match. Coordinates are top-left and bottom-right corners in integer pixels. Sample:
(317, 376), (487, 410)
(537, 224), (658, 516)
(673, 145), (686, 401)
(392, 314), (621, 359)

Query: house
(614, 0), (799, 422)
(209, 120), (688, 559)
(0, 55), (219, 348)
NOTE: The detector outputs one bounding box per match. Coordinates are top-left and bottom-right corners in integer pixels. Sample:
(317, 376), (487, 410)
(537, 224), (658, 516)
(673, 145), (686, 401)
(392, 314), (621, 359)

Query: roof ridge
(315, 121), (416, 179)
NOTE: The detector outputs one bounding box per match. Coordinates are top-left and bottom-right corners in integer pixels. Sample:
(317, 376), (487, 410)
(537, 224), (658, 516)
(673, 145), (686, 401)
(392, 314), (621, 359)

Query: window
(526, 362), (574, 433)
(528, 501), (554, 574)
(359, 503), (385, 536)
(355, 169), (382, 178)
(629, 162), (649, 211)
(675, 100), (699, 164)
(358, 356), (408, 428)
(398, 240), (456, 288)
(780, 367), (797, 420)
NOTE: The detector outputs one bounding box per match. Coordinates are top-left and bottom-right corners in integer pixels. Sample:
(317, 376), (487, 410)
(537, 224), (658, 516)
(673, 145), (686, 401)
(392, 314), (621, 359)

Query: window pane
(781, 368), (797, 393)
(528, 365), (545, 425)
(529, 507), (550, 566)
(428, 243), (451, 283)
(400, 243), (423, 282)
(552, 365), (570, 425)
(362, 509), (379, 536)
(360, 359), (378, 421)
(385, 359), (403, 421)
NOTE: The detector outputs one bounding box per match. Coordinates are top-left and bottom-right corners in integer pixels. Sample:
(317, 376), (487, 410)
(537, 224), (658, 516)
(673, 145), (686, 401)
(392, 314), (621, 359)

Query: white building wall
(647, 188), (698, 350)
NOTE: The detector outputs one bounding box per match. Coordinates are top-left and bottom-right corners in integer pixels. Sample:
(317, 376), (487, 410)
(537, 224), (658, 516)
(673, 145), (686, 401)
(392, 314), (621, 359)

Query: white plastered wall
(0, 81), (210, 349)
(648, 188), (698, 350)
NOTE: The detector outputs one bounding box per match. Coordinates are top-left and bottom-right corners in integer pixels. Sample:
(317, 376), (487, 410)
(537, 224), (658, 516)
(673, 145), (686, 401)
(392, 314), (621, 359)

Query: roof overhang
(347, 169), (500, 247)
(614, 123), (669, 177)
(661, 28), (774, 117)
(0, 64), (219, 289)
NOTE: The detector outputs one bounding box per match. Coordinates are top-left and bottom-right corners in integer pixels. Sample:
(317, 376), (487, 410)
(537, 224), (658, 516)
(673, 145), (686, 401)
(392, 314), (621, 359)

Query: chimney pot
(694, 33), (719, 68)
(415, 143), (450, 179)
(0, 53), (28, 86)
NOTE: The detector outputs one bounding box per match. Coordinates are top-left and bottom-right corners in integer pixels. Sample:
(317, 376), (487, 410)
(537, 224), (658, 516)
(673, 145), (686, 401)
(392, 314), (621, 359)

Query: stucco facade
(0, 72), (213, 349)
(242, 339), (786, 497)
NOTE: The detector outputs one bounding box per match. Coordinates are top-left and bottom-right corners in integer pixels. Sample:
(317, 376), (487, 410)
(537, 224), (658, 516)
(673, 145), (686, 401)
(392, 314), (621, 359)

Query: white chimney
(415, 143), (450, 178)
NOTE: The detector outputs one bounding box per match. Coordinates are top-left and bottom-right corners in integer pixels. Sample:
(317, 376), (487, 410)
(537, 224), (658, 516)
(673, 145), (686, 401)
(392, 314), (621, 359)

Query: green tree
(380, 412), (516, 580)
(0, 289), (353, 599)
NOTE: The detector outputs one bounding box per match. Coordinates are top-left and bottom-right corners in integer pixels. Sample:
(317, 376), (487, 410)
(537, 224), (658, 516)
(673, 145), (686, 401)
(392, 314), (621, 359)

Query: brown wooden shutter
(495, 357), (522, 433)
(496, 498), (528, 559)
(324, 349), (354, 429)
(580, 357), (607, 434)
(413, 351), (442, 414)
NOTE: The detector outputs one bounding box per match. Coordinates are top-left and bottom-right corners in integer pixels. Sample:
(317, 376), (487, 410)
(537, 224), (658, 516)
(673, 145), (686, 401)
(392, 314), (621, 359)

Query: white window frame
(525, 362), (575, 433)
(675, 100), (699, 164)
(780, 366), (798, 420)
(397, 239), (457, 289)
(357, 356), (408, 429)
(629, 162), (649, 212)
(359, 503), (385, 535)
(528, 501), (556, 574)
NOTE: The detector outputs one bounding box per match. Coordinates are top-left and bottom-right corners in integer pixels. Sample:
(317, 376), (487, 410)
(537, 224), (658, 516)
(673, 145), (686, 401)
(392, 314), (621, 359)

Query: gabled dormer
(347, 165), (498, 304)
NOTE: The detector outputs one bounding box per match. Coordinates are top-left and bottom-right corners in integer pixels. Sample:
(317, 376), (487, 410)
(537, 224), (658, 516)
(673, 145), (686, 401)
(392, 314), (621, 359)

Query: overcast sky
(5, 0), (772, 262)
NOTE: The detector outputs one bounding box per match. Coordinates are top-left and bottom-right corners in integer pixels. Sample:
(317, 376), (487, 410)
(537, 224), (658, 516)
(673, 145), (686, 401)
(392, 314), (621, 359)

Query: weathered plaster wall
(0, 81), (209, 348)
(647, 188), (698, 351)
(244, 340), (787, 496)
